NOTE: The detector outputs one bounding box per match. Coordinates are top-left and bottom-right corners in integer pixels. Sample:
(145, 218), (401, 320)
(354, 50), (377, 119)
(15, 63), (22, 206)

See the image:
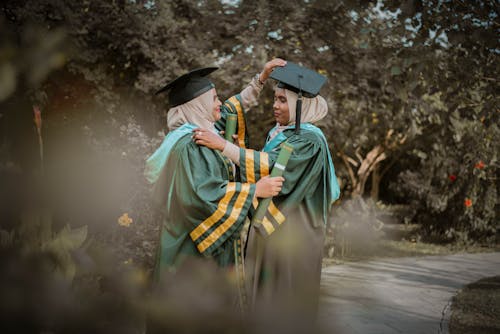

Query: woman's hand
(255, 175), (285, 198)
(193, 128), (226, 151)
(259, 58), (287, 83)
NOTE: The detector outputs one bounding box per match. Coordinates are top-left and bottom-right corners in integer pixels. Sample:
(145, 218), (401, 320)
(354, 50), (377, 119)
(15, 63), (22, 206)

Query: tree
(382, 0), (499, 242)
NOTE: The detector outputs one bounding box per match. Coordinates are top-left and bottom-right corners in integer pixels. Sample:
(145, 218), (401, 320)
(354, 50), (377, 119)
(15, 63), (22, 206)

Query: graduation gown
(145, 94), (252, 281)
(238, 123), (340, 314)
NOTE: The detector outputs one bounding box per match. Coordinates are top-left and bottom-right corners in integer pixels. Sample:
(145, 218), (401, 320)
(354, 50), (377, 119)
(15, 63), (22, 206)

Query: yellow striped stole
(245, 149), (255, 183)
(190, 183), (236, 241)
(196, 183), (251, 253)
(227, 96), (245, 147)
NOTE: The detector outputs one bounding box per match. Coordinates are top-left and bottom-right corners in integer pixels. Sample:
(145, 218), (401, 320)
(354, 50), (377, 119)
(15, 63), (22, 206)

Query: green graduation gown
(145, 95), (253, 281)
(237, 123), (340, 314)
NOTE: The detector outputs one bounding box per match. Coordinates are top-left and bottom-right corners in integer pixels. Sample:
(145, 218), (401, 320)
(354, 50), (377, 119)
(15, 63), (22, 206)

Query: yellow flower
(118, 213), (133, 227)
(317, 68), (327, 75)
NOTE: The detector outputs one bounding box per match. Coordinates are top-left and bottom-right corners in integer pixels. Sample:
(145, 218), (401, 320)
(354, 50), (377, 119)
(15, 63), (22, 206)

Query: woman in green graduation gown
(193, 62), (341, 318)
(145, 63), (285, 282)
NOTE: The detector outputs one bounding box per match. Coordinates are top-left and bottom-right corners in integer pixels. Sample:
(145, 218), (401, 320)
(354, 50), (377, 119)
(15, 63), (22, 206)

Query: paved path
(319, 252), (500, 334)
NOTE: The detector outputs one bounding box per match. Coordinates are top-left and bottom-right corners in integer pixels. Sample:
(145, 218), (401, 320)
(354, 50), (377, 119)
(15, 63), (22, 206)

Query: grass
(449, 276), (500, 334)
(322, 223), (499, 266)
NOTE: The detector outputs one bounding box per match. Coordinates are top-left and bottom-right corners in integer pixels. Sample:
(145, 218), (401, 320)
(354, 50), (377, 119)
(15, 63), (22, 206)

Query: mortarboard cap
(270, 62), (327, 98)
(155, 67), (218, 107)
(270, 62), (327, 133)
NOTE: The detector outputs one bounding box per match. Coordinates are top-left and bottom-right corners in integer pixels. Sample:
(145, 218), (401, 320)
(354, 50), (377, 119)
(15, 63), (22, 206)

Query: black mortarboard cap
(270, 62), (327, 133)
(155, 67), (218, 107)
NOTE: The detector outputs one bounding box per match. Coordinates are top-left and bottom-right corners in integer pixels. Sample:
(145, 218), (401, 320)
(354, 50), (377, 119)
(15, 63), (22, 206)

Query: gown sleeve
(214, 75), (262, 148)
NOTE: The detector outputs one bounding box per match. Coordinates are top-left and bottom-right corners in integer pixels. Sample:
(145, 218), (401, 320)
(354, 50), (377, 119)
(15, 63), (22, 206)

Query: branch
(355, 147), (363, 164)
(330, 137), (358, 187)
(357, 145), (387, 177)
(346, 155), (359, 167)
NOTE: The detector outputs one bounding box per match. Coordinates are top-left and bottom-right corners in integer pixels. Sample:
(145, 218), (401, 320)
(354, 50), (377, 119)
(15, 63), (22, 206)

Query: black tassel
(295, 95), (302, 134)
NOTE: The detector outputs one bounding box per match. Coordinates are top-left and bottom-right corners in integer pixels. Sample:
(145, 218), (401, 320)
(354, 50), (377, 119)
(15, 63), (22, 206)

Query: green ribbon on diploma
(225, 114), (238, 141)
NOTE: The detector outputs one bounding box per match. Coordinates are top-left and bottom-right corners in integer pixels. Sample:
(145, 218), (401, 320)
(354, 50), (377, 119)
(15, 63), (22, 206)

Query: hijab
(167, 88), (217, 131)
(268, 87), (328, 140)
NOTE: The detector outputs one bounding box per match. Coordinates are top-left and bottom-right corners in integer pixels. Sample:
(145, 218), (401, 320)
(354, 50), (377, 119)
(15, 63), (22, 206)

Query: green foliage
(1, 210), (88, 280)
(381, 0), (500, 242)
(328, 1), (499, 242)
(391, 113), (499, 243)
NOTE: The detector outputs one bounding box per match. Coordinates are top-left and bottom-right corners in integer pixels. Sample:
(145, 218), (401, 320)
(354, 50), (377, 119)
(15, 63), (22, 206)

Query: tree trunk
(371, 164), (380, 201)
(351, 145), (387, 198)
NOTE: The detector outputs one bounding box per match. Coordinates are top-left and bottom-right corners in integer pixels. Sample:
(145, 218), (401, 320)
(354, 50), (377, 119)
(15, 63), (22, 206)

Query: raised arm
(240, 58), (287, 110)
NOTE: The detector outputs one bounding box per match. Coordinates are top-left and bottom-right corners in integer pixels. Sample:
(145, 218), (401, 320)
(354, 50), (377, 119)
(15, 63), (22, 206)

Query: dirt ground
(449, 276), (500, 334)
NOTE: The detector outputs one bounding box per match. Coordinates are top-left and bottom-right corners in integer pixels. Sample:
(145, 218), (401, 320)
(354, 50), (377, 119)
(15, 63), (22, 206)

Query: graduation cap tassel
(295, 74), (303, 134)
(295, 93), (302, 134)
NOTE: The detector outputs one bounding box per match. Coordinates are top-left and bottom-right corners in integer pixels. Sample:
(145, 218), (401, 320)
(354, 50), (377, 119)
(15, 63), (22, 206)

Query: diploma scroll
(225, 114), (238, 141)
(251, 141), (294, 235)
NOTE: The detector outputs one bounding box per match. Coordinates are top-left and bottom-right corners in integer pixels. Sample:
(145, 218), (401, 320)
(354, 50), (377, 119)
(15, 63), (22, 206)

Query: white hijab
(167, 88), (217, 131)
(269, 87), (328, 140)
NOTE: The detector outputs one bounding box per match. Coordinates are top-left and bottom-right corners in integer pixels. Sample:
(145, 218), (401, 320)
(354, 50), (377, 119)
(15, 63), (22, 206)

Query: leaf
(62, 225), (88, 250)
(391, 66), (401, 76)
(359, 42), (369, 49)
(46, 225), (87, 252)
(407, 77), (419, 92)
(40, 225), (87, 281)
(449, 115), (466, 142)
(414, 150), (427, 160)
(394, 83), (408, 101)
(409, 119), (423, 136)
